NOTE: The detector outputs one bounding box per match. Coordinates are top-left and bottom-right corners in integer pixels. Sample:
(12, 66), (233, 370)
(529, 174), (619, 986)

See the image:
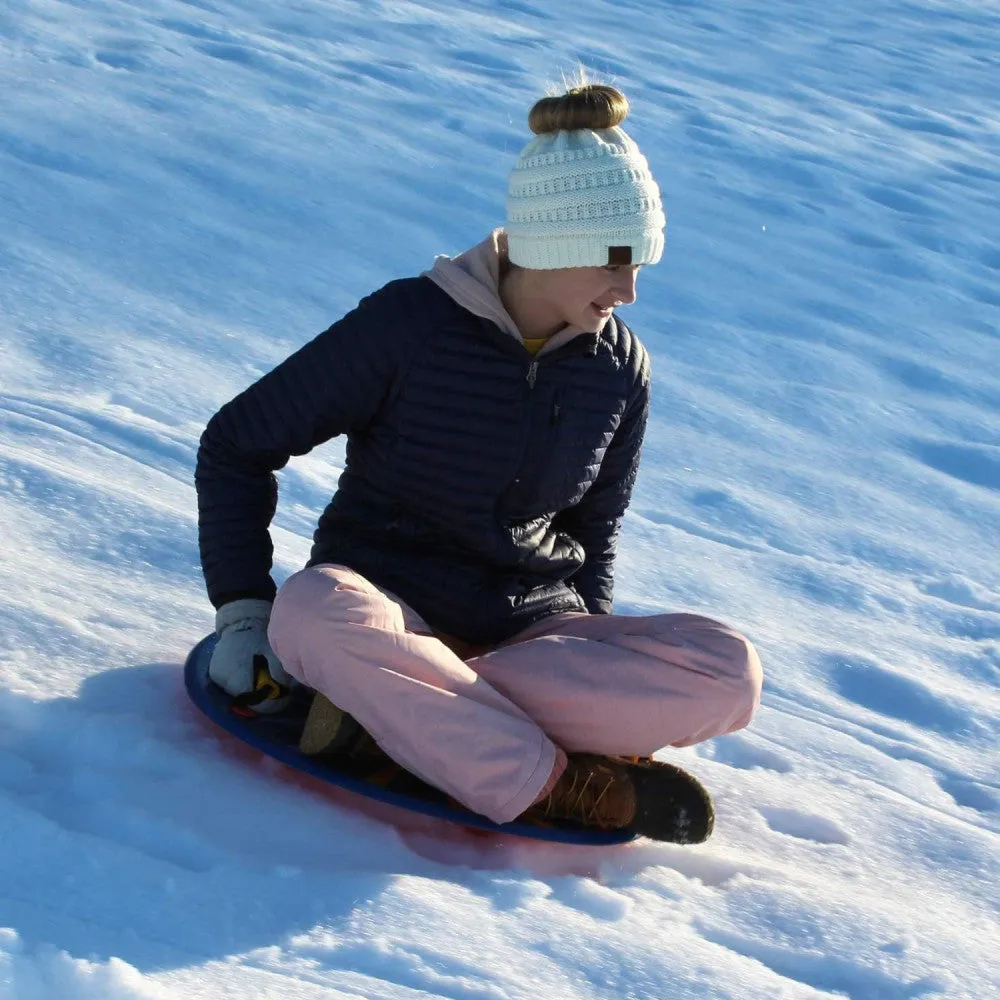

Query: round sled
(184, 634), (636, 846)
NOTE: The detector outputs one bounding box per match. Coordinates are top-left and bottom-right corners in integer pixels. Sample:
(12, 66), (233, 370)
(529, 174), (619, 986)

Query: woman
(195, 83), (762, 841)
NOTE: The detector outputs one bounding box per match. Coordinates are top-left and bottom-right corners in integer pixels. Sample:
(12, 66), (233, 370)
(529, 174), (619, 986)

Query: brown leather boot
(298, 692), (388, 760)
(620, 755), (715, 844)
(299, 692), (354, 755)
(522, 754), (638, 830)
(522, 753), (715, 844)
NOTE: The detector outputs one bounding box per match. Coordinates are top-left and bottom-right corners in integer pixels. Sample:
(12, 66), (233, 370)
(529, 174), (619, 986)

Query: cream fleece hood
(423, 229), (593, 357)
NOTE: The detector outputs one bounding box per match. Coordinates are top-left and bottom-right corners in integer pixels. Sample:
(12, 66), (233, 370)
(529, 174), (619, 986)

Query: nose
(613, 267), (638, 305)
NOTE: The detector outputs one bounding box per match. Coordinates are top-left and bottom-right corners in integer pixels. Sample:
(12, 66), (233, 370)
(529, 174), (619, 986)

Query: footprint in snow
(94, 49), (144, 72)
(159, 18), (233, 42)
(698, 733), (793, 774)
(824, 653), (973, 738)
(860, 182), (940, 219)
(550, 880), (631, 922)
(936, 775), (999, 815)
(759, 806), (850, 846)
(918, 576), (1000, 613)
(696, 922), (948, 999)
(908, 437), (1000, 492)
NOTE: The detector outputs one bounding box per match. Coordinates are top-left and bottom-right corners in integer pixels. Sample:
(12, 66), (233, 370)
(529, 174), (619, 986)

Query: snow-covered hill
(1, 0), (997, 996)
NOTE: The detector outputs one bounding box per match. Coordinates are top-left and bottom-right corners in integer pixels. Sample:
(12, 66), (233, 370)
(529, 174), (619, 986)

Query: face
(528, 264), (641, 335)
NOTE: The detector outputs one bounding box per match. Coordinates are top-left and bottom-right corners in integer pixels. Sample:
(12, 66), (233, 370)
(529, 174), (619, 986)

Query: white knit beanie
(505, 125), (666, 270)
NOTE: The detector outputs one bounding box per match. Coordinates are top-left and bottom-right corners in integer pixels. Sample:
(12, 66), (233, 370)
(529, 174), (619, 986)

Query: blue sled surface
(184, 634), (635, 845)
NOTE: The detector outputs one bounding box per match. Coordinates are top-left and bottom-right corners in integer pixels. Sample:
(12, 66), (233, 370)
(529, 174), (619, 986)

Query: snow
(1, 0), (998, 996)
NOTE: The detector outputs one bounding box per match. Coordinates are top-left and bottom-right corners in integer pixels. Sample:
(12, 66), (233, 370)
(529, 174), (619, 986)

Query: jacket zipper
(508, 360), (551, 504)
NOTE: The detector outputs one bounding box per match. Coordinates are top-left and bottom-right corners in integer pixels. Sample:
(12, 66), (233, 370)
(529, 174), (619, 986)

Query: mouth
(590, 301), (621, 317)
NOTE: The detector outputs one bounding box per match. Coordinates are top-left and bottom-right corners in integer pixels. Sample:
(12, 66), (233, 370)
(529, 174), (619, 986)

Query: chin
(575, 313), (605, 333)
(577, 304), (614, 333)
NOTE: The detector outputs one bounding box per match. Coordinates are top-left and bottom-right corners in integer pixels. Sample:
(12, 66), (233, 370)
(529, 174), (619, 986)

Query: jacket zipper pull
(526, 361), (538, 389)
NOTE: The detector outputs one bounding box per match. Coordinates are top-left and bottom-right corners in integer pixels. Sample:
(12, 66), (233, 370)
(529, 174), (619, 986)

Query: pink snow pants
(268, 565), (762, 824)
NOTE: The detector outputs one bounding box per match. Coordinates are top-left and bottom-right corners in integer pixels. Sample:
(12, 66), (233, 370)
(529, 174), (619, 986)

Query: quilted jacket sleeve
(554, 342), (650, 614)
(195, 280), (417, 608)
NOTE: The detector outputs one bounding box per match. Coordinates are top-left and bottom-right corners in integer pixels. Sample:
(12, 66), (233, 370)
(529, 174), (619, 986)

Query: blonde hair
(527, 82), (630, 136)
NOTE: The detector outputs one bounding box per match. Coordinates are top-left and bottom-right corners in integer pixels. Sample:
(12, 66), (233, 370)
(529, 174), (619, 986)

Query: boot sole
(299, 693), (355, 756)
(627, 758), (715, 844)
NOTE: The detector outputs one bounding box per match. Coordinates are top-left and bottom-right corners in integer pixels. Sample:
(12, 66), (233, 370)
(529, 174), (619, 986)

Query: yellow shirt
(522, 337), (547, 357)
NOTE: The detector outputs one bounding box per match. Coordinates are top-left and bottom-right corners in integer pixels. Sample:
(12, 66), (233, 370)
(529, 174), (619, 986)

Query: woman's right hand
(209, 599), (292, 711)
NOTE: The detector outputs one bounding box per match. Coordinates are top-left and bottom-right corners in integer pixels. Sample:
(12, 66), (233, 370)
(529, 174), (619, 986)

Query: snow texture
(1, 0), (998, 997)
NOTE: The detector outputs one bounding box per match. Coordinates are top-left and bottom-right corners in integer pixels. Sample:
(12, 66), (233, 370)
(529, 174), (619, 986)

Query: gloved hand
(209, 599), (292, 712)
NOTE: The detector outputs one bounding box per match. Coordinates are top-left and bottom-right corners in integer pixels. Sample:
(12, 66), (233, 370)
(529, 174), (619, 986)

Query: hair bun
(527, 84), (629, 135)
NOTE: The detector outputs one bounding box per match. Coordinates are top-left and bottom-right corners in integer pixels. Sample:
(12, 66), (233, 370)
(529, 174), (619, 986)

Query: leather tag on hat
(607, 246), (632, 265)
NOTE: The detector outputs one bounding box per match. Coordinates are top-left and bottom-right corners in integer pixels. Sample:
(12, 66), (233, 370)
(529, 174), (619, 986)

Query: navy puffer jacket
(196, 275), (649, 645)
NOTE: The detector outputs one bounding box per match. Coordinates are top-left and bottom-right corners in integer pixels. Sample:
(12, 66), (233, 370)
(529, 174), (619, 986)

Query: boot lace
(540, 760), (630, 827)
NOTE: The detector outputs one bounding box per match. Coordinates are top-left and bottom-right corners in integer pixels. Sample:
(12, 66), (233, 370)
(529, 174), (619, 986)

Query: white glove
(209, 599), (292, 712)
